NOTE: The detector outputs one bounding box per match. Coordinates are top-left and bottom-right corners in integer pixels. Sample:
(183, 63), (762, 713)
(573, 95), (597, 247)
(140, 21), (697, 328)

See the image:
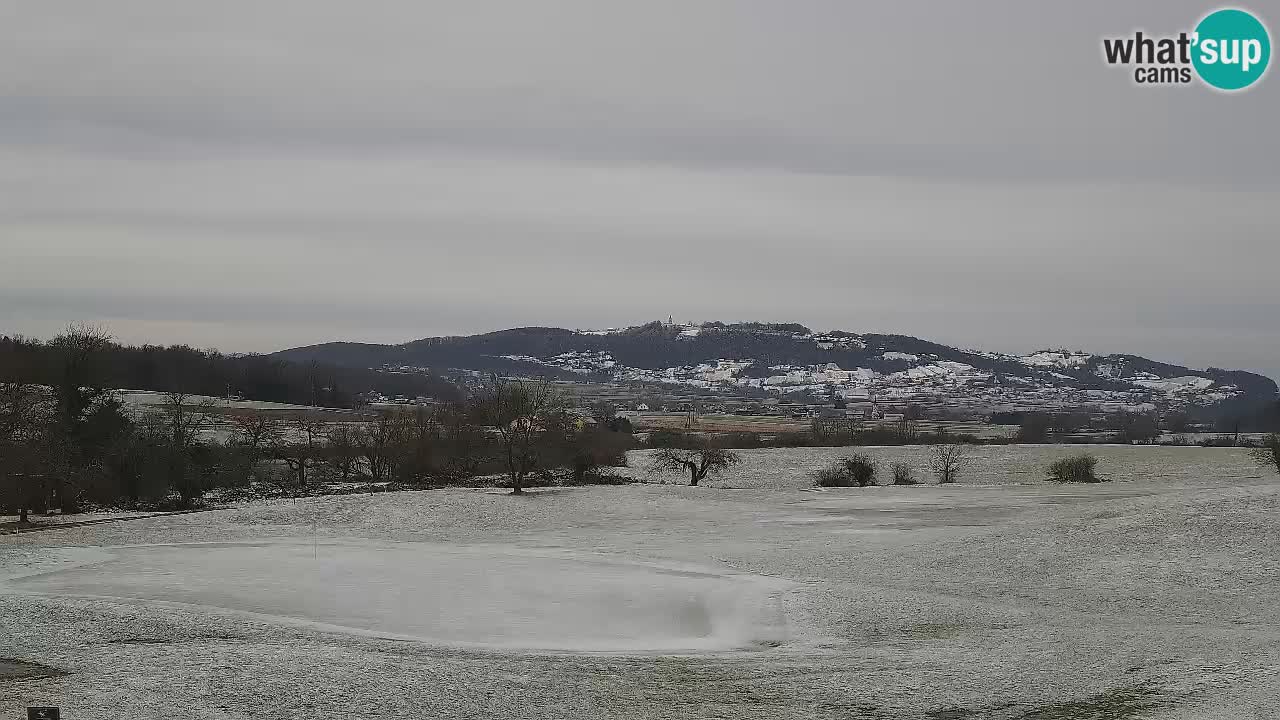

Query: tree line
(646, 418), (981, 451)
(0, 330), (459, 409)
(222, 382), (635, 496)
(0, 327), (636, 522)
(1007, 407), (1280, 445)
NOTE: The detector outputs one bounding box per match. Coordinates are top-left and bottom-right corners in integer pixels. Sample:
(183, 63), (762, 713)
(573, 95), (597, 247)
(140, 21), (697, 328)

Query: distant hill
(274, 321), (1278, 413)
(0, 334), (460, 410)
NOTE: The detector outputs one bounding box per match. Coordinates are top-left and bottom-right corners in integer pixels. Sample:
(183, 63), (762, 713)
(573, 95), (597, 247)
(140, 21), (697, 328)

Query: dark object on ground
(1, 659), (67, 682)
(1047, 454), (1106, 483)
(815, 454), (878, 487)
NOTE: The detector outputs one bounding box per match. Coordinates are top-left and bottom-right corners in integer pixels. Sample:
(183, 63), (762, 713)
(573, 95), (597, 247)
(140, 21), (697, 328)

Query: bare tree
(275, 417), (327, 488)
(161, 392), (213, 449)
(929, 443), (973, 484)
(1252, 433), (1280, 475)
(436, 401), (484, 480)
(471, 376), (565, 494)
(160, 392), (216, 508)
(651, 446), (740, 486)
(355, 411), (407, 483)
(394, 406), (442, 483)
(0, 381), (49, 524)
(324, 423), (362, 481)
(228, 413), (282, 481)
(648, 417), (739, 486)
(230, 413), (277, 455)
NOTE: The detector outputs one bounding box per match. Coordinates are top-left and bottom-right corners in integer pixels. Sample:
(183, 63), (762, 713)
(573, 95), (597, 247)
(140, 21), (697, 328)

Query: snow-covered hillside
(277, 320), (1275, 412)
(485, 323), (1252, 411)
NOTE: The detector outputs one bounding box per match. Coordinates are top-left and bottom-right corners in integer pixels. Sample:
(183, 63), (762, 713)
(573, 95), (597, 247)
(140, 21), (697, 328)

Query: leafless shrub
(1046, 454), (1105, 483)
(814, 454), (878, 487)
(891, 461), (917, 485)
(929, 444), (972, 484)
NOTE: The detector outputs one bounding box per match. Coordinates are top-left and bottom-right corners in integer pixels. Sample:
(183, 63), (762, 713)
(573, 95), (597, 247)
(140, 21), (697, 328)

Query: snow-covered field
(626, 443), (1272, 488)
(2, 445), (1278, 719)
(116, 390), (326, 413)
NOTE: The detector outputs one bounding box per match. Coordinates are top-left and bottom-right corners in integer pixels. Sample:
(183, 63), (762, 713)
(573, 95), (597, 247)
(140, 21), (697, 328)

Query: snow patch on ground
(4, 540), (789, 654)
(1020, 350), (1093, 369)
(1130, 375), (1215, 392)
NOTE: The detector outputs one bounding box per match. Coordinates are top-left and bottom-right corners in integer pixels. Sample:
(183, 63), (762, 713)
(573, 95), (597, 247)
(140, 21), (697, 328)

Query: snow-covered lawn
(1, 445), (1277, 718)
(7, 540), (787, 654)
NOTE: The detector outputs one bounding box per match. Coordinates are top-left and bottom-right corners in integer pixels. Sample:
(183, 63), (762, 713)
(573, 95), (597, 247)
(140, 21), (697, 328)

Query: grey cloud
(1, 0), (1277, 381)
(3, 91), (1277, 187)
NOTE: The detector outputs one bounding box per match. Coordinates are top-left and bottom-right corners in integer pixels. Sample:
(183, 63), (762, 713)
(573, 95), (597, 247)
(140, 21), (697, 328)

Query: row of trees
(645, 420), (980, 452)
(1008, 407), (1280, 445)
(0, 326), (636, 520)
(1013, 411), (1166, 444)
(0, 326), (187, 519)
(259, 379), (634, 493)
(2, 380), (636, 519)
(0, 331), (458, 410)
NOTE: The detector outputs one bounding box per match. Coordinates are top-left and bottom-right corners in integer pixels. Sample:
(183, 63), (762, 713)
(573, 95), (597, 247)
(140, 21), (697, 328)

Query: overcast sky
(2, 1), (1277, 379)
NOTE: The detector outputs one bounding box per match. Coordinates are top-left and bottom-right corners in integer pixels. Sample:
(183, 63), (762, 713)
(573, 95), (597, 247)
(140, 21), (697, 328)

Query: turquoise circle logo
(1192, 8), (1271, 90)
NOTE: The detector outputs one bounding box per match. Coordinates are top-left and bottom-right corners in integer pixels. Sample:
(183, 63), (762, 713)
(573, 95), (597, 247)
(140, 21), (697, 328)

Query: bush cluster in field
(812, 445), (973, 487)
(1046, 454), (1106, 483)
(807, 448), (1169, 489)
(814, 454), (879, 487)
